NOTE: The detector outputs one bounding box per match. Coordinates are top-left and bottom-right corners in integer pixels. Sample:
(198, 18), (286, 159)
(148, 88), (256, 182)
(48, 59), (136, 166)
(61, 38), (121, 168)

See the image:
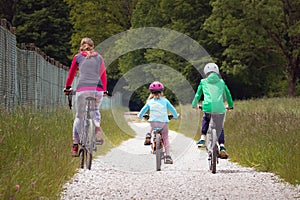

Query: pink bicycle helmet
(149, 81), (164, 92)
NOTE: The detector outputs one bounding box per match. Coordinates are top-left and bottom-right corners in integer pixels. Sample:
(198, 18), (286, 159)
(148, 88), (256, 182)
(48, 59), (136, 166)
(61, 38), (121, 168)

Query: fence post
(1, 19), (7, 28)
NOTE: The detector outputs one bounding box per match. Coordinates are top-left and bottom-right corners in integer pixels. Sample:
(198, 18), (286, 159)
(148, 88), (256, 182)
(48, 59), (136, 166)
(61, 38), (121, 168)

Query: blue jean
(202, 113), (225, 144)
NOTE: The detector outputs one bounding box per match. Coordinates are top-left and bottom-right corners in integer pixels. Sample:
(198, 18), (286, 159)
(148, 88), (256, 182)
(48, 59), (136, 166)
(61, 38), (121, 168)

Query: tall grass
(0, 107), (134, 199)
(0, 108), (77, 199)
(225, 98), (300, 185)
(170, 98), (300, 185)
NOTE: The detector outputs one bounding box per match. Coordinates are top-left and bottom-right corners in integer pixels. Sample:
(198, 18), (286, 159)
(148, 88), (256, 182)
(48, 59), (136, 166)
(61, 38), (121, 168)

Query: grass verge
(0, 107), (134, 199)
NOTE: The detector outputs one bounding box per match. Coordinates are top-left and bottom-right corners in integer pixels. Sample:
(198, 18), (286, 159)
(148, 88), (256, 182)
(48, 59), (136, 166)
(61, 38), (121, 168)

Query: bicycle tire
(212, 144), (218, 174)
(206, 131), (213, 171)
(206, 128), (218, 173)
(86, 151), (92, 170)
(155, 134), (162, 171)
(86, 118), (94, 170)
(211, 129), (218, 174)
(79, 148), (84, 169)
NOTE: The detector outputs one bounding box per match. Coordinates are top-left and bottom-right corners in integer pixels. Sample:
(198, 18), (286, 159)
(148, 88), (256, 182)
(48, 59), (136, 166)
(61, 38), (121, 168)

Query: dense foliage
(205, 0), (300, 97)
(1, 0), (299, 108)
(1, 0), (72, 65)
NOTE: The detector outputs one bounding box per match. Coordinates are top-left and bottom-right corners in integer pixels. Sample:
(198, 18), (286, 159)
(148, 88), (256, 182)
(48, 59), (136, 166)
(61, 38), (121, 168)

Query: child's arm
(224, 84), (234, 108)
(137, 104), (150, 119)
(167, 100), (179, 119)
(192, 82), (203, 108)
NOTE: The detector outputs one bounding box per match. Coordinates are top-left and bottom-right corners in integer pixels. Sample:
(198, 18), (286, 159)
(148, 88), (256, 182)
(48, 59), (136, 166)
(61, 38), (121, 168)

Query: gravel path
(61, 122), (300, 200)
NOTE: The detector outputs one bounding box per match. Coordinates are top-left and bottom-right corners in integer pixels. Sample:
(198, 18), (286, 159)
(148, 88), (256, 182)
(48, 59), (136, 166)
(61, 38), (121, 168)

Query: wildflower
(15, 184), (20, 191)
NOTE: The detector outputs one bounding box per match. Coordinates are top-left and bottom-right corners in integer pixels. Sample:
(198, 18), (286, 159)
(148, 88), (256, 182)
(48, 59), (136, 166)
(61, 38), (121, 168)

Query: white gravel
(61, 122), (300, 200)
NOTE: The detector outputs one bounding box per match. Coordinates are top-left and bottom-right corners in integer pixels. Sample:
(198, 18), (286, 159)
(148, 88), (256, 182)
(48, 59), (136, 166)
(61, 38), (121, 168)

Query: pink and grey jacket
(65, 52), (107, 92)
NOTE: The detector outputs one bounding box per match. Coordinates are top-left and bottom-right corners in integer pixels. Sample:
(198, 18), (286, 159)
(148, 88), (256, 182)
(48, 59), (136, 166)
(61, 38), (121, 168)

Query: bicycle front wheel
(155, 134), (162, 171)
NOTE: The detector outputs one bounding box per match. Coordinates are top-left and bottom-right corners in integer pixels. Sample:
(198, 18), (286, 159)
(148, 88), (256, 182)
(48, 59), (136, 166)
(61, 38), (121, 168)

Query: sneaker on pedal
(72, 144), (78, 157)
(220, 145), (229, 159)
(196, 139), (205, 148)
(144, 132), (151, 145)
(95, 127), (104, 145)
(165, 155), (173, 164)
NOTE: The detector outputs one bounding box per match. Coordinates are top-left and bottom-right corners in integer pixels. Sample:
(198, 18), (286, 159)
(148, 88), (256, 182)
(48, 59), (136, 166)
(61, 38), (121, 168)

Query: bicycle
(143, 114), (173, 171)
(198, 106), (231, 174)
(66, 89), (98, 170)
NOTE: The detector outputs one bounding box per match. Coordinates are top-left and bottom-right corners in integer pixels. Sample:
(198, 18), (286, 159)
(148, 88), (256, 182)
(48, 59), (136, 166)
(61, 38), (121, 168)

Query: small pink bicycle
(143, 114), (173, 171)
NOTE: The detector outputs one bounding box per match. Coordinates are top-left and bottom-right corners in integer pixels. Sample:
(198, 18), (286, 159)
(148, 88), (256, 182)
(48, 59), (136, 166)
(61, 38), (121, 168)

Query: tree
(118, 0), (214, 107)
(65, 0), (138, 54)
(13, 0), (72, 65)
(0, 0), (15, 22)
(205, 0), (300, 97)
(65, 0), (138, 93)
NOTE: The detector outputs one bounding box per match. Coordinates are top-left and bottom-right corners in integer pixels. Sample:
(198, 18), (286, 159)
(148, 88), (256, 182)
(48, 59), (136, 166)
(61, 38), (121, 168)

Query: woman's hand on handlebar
(63, 87), (72, 96)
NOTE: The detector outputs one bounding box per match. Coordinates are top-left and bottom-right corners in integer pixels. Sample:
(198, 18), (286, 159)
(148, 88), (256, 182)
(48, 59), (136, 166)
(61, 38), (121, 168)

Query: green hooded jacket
(192, 73), (233, 113)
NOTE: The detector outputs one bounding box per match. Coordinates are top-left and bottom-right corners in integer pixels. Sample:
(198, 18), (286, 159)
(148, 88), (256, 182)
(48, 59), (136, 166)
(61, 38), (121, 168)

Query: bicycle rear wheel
(206, 128), (218, 173)
(211, 144), (218, 174)
(79, 148), (84, 169)
(85, 119), (95, 170)
(211, 128), (218, 174)
(155, 134), (162, 171)
(86, 151), (92, 170)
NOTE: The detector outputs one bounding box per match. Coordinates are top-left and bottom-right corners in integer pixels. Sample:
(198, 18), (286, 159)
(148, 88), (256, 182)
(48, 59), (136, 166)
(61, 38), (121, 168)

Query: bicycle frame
(205, 115), (220, 174)
(79, 96), (97, 170)
(198, 106), (225, 174)
(143, 114), (173, 171)
(151, 128), (166, 171)
(67, 91), (97, 170)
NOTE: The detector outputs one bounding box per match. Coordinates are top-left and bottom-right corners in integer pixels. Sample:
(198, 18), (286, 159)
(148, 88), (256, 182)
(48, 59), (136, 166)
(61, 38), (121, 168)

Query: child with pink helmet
(138, 81), (179, 164)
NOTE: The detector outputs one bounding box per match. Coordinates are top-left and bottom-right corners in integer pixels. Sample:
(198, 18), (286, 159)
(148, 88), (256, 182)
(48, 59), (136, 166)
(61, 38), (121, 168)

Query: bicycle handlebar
(197, 105), (233, 111)
(64, 88), (111, 109)
(104, 91), (112, 97)
(143, 114), (174, 120)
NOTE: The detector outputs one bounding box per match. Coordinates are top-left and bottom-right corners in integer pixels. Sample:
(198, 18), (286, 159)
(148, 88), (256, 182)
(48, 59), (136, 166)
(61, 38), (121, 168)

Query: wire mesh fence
(0, 19), (73, 111)
(0, 19), (120, 112)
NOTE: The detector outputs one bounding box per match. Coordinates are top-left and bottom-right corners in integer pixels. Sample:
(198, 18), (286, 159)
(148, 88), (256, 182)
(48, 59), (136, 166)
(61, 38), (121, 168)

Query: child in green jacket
(192, 63), (233, 159)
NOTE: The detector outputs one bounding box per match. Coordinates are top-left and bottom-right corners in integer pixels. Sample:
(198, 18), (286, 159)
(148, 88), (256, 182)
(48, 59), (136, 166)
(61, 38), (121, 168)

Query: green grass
(0, 106), (134, 199)
(225, 98), (300, 185)
(170, 97), (300, 185)
(95, 107), (135, 156)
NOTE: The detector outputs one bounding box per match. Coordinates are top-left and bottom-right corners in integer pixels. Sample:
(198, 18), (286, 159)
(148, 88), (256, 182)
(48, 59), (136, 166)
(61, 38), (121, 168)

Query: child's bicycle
(143, 114), (173, 171)
(198, 106), (232, 174)
(66, 89), (98, 170)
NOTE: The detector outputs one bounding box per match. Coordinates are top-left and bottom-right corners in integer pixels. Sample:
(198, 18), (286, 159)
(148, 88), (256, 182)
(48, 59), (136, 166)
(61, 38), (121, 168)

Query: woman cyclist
(192, 63), (233, 159)
(137, 81), (179, 164)
(64, 37), (107, 157)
